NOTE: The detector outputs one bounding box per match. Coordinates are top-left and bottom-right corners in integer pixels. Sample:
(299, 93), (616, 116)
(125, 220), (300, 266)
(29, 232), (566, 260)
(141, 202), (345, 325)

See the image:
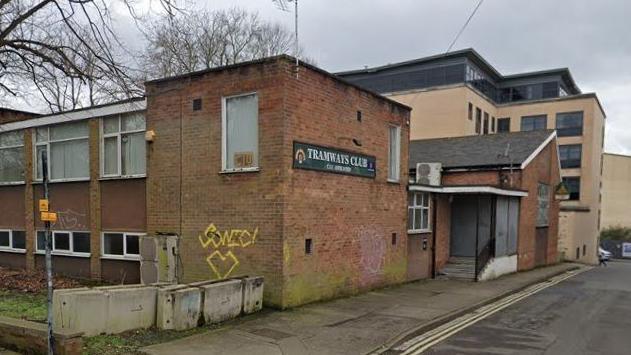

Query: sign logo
(292, 141), (376, 178)
(295, 148), (306, 164)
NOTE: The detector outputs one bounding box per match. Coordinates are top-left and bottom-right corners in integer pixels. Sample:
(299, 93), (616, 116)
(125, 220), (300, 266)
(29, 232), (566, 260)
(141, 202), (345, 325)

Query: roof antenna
(275, 0), (299, 78)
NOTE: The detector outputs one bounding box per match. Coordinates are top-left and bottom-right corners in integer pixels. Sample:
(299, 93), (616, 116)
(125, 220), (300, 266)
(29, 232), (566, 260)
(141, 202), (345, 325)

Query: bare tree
(0, 0), (178, 113)
(142, 7), (303, 79)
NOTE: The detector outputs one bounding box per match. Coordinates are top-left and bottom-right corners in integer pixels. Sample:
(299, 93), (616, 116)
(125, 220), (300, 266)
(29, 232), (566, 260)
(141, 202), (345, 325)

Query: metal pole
(294, 0), (299, 77)
(42, 151), (55, 354)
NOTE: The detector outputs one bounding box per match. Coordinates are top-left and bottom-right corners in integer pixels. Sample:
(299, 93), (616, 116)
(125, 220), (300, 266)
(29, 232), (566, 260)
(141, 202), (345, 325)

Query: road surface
(424, 260), (631, 354)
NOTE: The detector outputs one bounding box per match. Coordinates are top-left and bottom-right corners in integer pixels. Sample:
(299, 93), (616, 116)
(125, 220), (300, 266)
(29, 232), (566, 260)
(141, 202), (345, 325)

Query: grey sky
(12, 0), (631, 154)
(191, 0), (630, 154)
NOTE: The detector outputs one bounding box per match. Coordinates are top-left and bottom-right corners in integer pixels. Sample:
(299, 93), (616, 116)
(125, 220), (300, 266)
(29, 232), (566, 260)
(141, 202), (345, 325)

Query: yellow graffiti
(206, 250), (240, 280)
(198, 223), (258, 280)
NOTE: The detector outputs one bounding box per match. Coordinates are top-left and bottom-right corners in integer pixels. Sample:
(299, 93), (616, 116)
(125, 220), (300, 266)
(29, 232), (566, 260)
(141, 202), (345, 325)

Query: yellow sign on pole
(41, 212), (57, 223)
(39, 199), (49, 212)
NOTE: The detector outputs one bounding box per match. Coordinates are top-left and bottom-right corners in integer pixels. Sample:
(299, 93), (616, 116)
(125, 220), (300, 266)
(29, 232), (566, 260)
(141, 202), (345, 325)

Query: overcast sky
(173, 0), (628, 155)
(12, 0), (627, 154)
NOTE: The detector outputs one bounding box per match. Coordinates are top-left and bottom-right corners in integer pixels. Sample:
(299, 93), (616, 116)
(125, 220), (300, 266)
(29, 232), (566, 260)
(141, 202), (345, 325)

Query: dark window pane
(563, 177), (581, 200)
(559, 145), (582, 169)
(556, 112), (583, 137)
(475, 108), (482, 134)
(497, 118), (510, 133)
(104, 233), (124, 255)
(542, 82), (559, 98)
(37, 231), (46, 251)
(0, 231), (9, 247)
(521, 115), (547, 131)
(468, 103), (473, 120)
(12, 231), (25, 249)
(73, 232), (90, 253)
(126, 235), (140, 255)
(492, 117), (496, 132)
(483, 112), (489, 134)
(54, 232), (70, 251)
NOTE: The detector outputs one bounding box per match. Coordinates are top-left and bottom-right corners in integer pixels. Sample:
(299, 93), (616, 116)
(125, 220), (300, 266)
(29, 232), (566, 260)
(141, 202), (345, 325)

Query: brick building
(0, 99), (147, 283)
(0, 56), (411, 308)
(406, 130), (561, 281)
(144, 56), (410, 308)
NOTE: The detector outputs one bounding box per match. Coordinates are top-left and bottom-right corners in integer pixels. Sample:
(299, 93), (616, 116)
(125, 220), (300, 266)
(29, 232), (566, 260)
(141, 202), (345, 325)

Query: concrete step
(448, 257), (476, 265)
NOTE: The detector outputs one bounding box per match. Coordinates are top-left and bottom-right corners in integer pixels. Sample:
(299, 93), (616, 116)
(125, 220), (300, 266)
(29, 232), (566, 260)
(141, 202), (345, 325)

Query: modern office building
(338, 48), (606, 264)
(601, 153), (631, 229)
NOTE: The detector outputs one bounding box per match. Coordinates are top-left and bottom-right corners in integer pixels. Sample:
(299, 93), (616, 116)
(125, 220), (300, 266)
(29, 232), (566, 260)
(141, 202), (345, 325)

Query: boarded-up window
(223, 93), (259, 171)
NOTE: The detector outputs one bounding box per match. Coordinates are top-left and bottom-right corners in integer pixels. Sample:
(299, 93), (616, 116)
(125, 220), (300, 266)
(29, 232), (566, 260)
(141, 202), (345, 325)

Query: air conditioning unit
(416, 163), (442, 186)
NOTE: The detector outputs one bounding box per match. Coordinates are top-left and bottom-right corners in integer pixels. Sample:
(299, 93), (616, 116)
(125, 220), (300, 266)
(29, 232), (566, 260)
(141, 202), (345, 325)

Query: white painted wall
(478, 254), (518, 281)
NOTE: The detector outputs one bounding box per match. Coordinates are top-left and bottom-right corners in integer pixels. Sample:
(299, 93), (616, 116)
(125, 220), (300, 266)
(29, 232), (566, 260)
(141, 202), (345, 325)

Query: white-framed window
(222, 93), (259, 172)
(34, 121), (89, 181)
(36, 230), (91, 257)
(388, 125), (401, 182)
(408, 192), (431, 233)
(101, 112), (146, 177)
(101, 232), (142, 260)
(0, 131), (25, 184)
(0, 230), (26, 253)
(537, 183), (550, 227)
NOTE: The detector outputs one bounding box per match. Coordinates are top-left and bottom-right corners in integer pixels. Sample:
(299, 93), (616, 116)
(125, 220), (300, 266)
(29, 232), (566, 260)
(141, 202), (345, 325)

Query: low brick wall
(0, 316), (83, 355)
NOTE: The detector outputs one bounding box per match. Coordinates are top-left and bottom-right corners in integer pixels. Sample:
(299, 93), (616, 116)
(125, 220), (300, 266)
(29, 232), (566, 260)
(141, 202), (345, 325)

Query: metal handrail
(476, 237), (495, 279)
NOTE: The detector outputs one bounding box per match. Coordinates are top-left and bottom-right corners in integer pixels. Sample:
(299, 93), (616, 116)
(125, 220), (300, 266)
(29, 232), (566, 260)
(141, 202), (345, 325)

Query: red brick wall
(145, 57), (410, 308)
(517, 139), (560, 270)
(434, 194), (452, 271)
(0, 109), (37, 124)
(145, 60), (287, 306)
(282, 63), (409, 306)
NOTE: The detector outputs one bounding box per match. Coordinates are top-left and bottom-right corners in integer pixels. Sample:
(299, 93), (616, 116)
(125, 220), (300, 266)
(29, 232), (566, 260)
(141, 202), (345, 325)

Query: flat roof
(0, 97), (146, 132)
(336, 48), (581, 95)
(409, 184), (528, 197)
(146, 54), (411, 112)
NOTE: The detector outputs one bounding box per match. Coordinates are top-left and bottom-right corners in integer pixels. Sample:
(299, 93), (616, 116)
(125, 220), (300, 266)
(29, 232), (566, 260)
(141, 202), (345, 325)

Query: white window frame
(0, 131), (25, 185)
(35, 230), (91, 258)
(0, 229), (26, 253)
(100, 113), (146, 178)
(408, 192), (431, 233)
(221, 92), (260, 173)
(101, 232), (143, 260)
(33, 123), (90, 183)
(388, 125), (401, 182)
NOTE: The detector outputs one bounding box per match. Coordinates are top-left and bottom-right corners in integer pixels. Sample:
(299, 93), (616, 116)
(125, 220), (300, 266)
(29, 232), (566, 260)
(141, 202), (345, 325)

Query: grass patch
(83, 326), (218, 355)
(0, 289), (47, 322)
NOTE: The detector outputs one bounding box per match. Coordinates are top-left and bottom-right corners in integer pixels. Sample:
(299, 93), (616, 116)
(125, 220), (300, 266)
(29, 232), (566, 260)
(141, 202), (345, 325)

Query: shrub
(600, 226), (631, 241)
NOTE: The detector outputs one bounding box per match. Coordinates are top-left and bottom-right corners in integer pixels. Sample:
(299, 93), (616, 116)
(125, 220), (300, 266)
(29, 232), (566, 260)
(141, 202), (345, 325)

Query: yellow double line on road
(393, 267), (591, 355)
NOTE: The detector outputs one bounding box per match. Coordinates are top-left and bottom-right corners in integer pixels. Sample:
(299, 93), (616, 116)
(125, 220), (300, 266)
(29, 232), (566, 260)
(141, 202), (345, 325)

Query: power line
(445, 0), (484, 54)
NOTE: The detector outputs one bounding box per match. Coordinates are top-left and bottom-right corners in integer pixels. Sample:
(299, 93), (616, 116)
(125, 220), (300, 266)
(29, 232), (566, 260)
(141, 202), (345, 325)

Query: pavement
(423, 259), (631, 355)
(143, 262), (579, 355)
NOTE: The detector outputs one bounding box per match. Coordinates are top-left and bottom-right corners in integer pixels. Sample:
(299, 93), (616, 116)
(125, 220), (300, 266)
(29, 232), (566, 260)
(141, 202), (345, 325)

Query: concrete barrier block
(242, 276), (264, 314)
(172, 288), (202, 331)
(54, 290), (109, 336)
(201, 279), (243, 324)
(105, 287), (158, 334)
(156, 285), (190, 330)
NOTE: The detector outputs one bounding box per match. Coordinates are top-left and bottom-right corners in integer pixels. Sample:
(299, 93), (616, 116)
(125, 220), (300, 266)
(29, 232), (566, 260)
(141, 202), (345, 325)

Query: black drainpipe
(474, 194), (480, 282)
